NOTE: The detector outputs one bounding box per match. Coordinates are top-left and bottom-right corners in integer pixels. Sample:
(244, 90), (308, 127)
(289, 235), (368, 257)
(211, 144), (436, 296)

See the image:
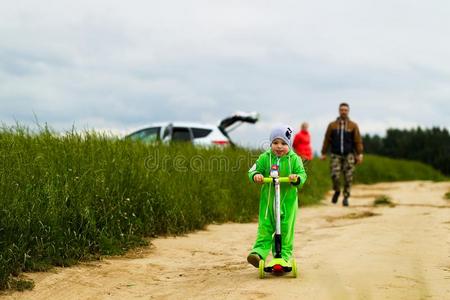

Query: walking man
(321, 103), (363, 206)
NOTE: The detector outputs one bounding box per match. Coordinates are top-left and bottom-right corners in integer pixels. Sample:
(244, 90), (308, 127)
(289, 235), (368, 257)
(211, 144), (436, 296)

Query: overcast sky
(1, 0), (449, 151)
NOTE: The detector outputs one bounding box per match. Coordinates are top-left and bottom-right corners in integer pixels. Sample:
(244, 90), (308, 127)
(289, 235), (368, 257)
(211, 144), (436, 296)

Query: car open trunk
(218, 111), (259, 146)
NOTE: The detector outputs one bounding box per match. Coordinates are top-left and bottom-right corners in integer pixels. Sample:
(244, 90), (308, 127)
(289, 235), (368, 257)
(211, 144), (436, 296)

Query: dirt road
(2, 181), (450, 299)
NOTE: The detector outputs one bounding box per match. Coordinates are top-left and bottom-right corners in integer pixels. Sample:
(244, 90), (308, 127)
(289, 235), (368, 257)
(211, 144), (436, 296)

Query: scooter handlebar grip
(278, 177), (293, 183)
(262, 177), (294, 183)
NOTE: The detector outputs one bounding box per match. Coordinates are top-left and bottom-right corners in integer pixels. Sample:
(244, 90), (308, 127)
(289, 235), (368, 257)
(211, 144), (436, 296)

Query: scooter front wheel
(258, 260), (265, 279)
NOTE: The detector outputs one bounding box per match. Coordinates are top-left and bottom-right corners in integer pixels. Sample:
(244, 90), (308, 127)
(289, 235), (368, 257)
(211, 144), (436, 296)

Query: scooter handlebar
(262, 177), (295, 183)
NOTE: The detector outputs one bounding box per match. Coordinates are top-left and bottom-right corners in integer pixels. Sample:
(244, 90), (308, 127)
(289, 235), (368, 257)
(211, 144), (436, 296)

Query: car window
(128, 127), (160, 143)
(191, 128), (212, 138)
(172, 127), (192, 142)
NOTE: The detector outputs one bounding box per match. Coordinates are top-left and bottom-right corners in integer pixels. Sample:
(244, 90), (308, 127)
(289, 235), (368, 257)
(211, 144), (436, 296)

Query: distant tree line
(363, 127), (450, 176)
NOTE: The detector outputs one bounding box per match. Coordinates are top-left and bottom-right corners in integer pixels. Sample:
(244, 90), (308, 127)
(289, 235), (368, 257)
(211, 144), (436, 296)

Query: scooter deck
(263, 258), (292, 273)
(258, 258), (297, 278)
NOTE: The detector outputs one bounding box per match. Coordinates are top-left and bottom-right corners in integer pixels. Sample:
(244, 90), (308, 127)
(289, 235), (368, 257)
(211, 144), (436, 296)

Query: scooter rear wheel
(258, 260), (265, 279)
(291, 258), (297, 278)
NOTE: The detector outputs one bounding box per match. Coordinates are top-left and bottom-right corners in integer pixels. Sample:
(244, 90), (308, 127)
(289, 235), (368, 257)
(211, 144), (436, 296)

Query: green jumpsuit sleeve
(248, 153), (268, 182)
(291, 154), (307, 189)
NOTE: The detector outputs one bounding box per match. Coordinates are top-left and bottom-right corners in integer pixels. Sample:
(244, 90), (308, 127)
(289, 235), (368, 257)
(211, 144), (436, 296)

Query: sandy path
(2, 181), (450, 300)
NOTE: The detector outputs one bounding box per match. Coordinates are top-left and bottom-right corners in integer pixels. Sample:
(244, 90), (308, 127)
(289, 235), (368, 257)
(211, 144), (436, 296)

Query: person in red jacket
(293, 122), (313, 161)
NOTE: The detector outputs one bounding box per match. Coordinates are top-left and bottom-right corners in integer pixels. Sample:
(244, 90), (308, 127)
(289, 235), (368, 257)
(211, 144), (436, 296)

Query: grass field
(0, 126), (446, 290)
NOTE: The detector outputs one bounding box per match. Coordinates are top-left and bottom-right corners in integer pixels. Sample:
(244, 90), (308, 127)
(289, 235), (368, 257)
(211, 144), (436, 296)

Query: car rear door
(168, 126), (194, 143)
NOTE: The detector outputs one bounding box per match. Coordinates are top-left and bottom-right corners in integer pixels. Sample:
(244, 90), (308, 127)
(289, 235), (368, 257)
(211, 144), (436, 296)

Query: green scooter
(258, 164), (298, 279)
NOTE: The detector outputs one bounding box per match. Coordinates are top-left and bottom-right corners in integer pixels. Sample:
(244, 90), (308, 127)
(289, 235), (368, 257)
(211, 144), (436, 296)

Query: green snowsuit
(248, 149), (307, 261)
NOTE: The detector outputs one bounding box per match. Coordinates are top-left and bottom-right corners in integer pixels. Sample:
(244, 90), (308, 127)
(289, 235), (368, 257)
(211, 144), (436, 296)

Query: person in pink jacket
(293, 122), (313, 161)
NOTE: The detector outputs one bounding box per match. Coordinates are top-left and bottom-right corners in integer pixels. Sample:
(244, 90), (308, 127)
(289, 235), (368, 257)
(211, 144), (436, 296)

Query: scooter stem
(262, 176), (295, 259)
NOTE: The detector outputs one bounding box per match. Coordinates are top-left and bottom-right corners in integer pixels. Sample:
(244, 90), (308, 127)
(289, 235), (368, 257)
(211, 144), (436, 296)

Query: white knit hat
(270, 124), (293, 148)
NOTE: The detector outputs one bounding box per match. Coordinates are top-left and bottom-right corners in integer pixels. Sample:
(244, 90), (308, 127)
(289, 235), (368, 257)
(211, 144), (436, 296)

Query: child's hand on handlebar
(254, 174), (264, 184)
(289, 174), (299, 182)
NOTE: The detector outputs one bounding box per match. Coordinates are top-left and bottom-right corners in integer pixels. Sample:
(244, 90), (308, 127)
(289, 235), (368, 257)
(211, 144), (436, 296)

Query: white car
(125, 112), (259, 146)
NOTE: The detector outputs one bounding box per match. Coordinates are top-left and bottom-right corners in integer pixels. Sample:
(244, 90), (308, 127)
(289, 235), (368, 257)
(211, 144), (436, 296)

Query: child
(247, 125), (307, 267)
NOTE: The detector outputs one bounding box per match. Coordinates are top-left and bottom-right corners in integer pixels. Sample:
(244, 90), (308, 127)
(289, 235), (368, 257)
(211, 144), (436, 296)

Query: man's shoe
(343, 197), (349, 207)
(331, 191), (340, 204)
(247, 252), (262, 268)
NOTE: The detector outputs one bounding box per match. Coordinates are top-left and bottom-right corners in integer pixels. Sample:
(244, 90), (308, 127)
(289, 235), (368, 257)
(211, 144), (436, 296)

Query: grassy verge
(0, 126), (446, 290)
(354, 155), (446, 183)
(299, 155), (446, 205)
(373, 195), (396, 207)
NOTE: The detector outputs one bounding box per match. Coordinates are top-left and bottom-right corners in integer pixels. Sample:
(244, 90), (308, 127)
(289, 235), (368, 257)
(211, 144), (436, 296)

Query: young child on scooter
(247, 125), (307, 268)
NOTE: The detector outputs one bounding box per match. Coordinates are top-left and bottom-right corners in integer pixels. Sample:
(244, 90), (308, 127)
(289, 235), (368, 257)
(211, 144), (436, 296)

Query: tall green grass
(297, 160), (330, 206)
(0, 126), (263, 289)
(0, 126), (446, 290)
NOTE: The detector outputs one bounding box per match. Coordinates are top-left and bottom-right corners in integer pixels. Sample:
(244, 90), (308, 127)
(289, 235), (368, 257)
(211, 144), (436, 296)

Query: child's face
(271, 138), (289, 157)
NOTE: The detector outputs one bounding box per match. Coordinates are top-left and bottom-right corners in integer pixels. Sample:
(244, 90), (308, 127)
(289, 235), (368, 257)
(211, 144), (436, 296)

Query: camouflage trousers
(330, 153), (356, 198)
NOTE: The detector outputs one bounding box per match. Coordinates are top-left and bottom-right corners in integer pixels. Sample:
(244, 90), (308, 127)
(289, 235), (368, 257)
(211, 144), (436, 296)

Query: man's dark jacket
(321, 117), (363, 155)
